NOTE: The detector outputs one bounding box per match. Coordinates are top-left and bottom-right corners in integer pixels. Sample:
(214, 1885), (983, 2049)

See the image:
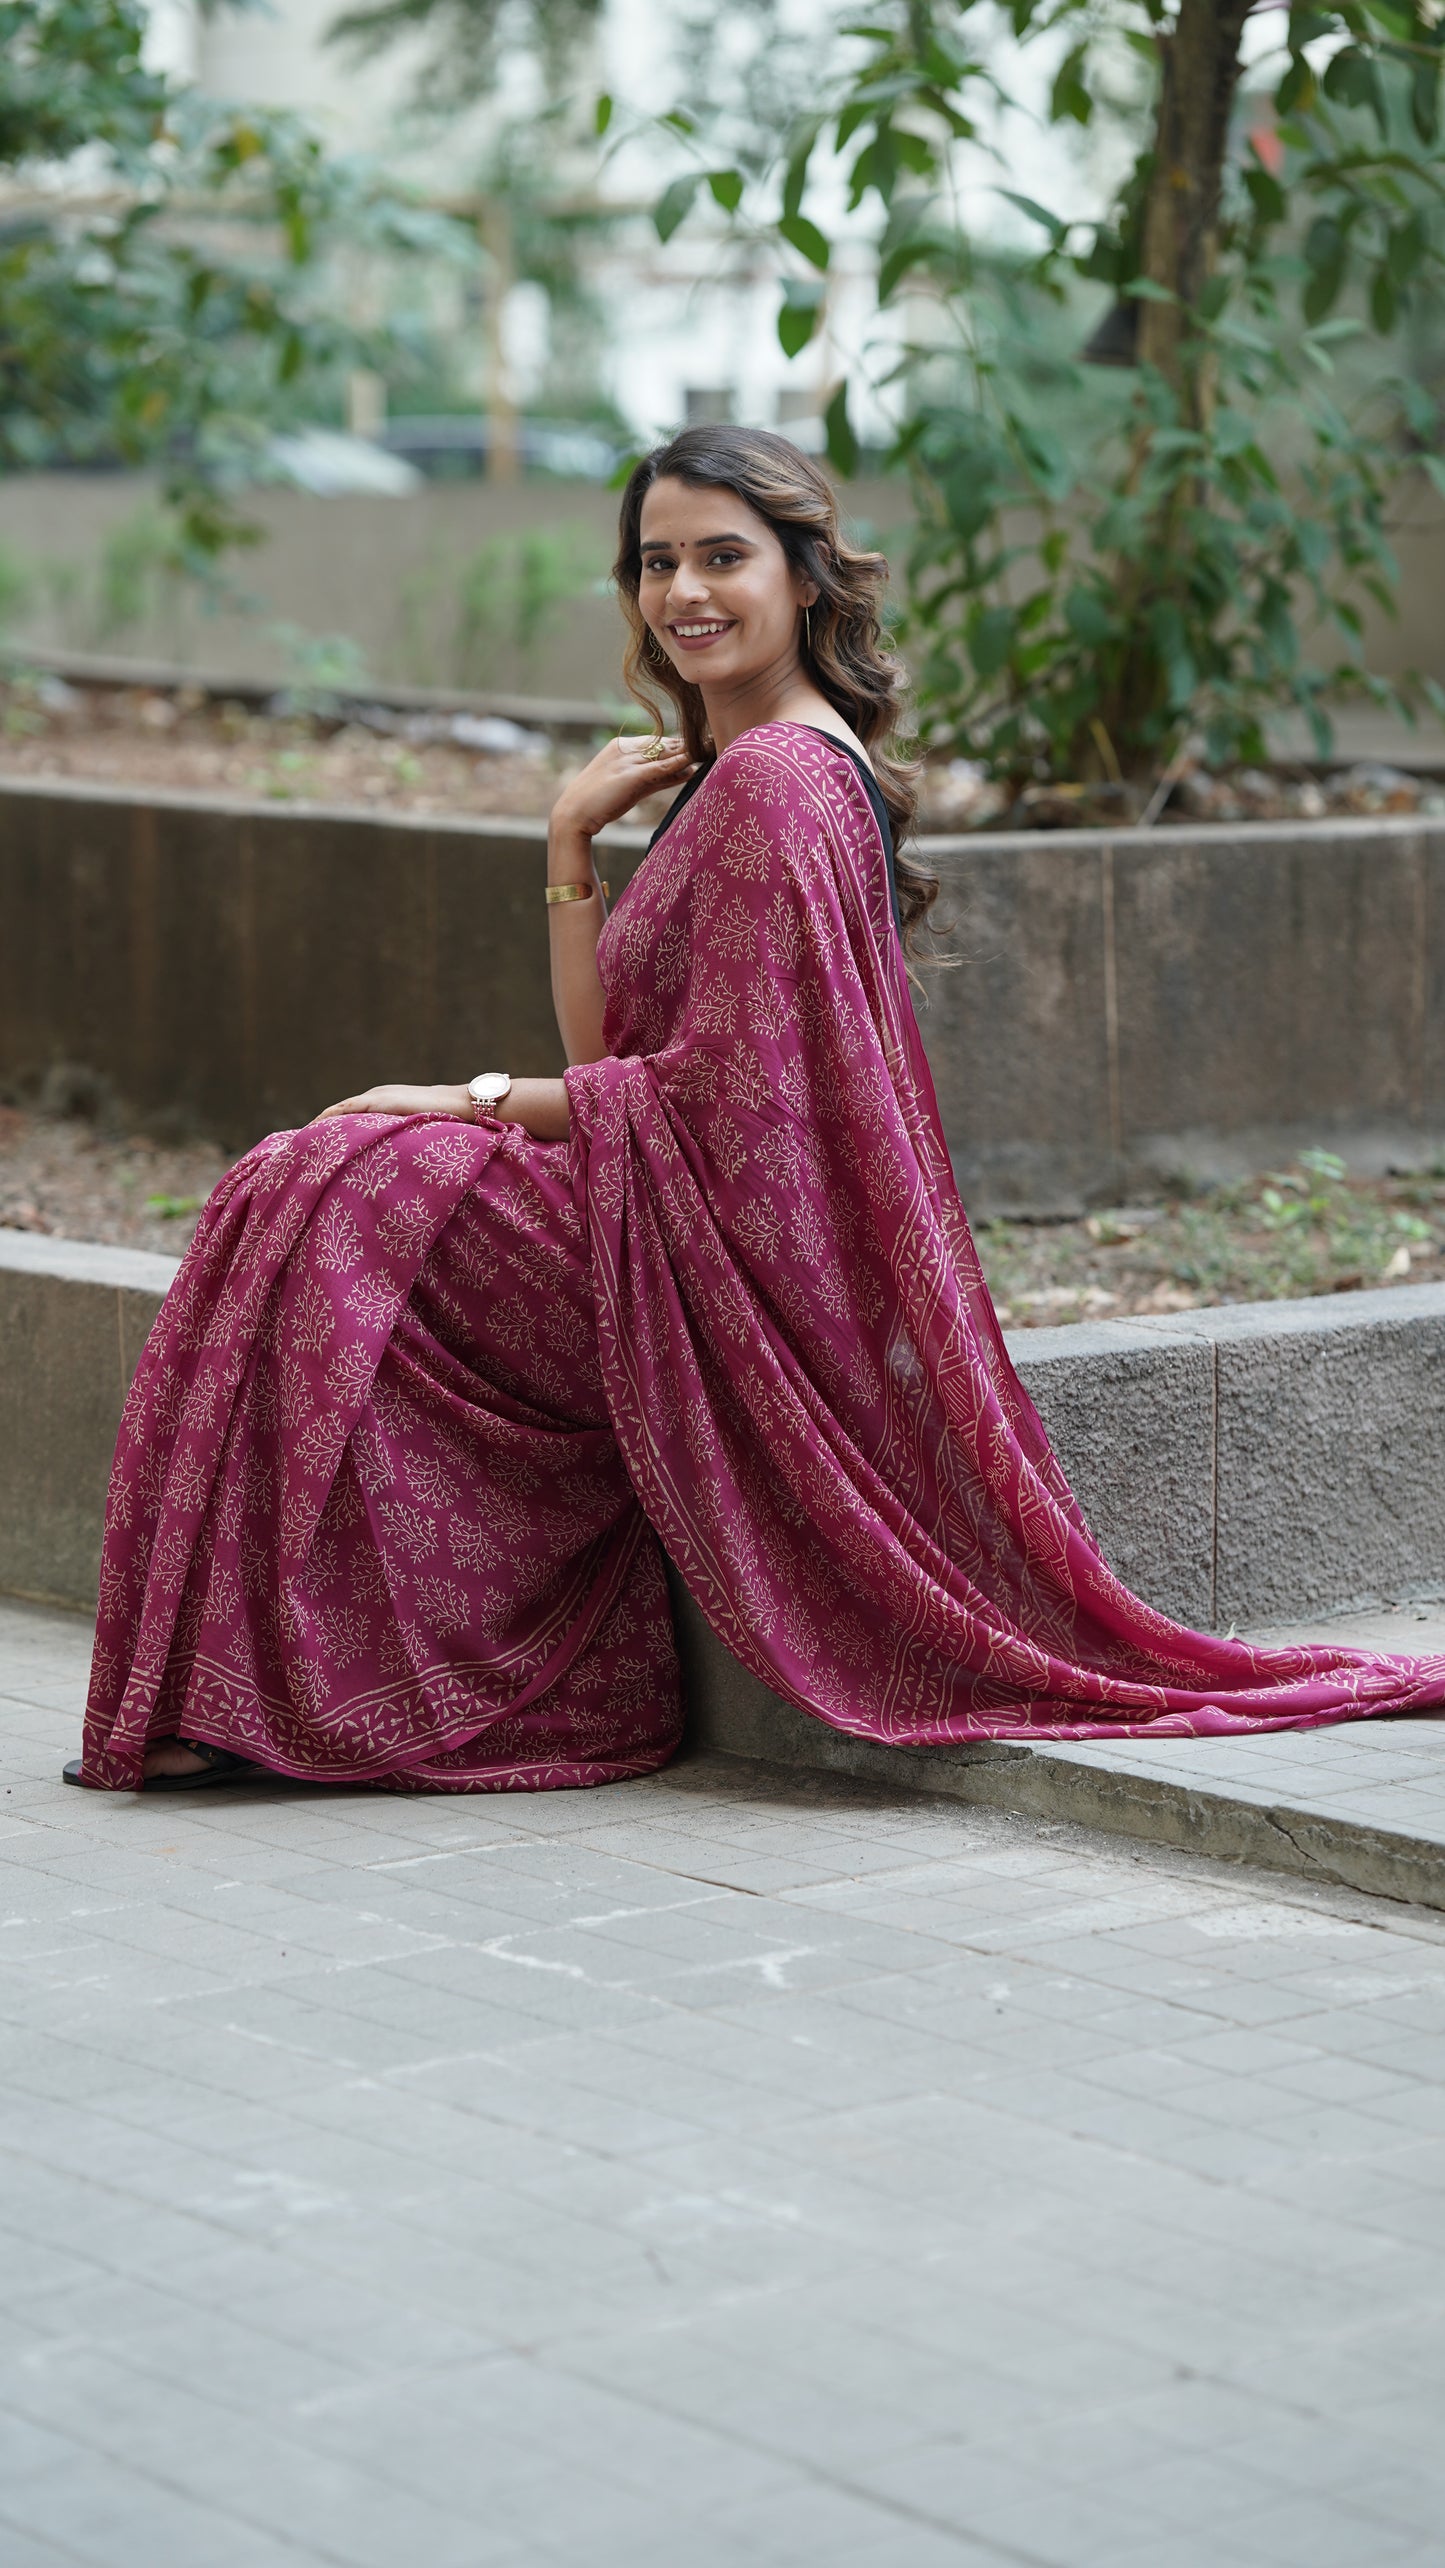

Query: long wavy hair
(614, 425), (940, 954)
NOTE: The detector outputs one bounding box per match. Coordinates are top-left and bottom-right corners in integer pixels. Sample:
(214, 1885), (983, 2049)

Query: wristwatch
(467, 1072), (513, 1120)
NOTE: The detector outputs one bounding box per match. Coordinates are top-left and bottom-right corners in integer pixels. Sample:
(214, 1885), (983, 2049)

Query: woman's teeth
(671, 622), (731, 638)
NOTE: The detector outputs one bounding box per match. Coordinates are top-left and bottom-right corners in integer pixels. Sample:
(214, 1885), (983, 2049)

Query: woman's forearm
(548, 818), (610, 1066)
(496, 1076), (571, 1143)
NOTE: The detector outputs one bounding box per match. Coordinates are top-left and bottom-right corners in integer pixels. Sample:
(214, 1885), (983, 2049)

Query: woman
(72, 426), (1445, 1792)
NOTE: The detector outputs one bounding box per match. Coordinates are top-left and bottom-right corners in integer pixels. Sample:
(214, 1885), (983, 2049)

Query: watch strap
(467, 1071), (512, 1119)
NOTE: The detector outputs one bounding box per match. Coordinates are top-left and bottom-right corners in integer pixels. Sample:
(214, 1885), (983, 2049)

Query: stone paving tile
(5, 1595), (1445, 2566)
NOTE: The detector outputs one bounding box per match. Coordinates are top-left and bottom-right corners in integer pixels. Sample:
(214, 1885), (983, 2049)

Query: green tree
(665, 0), (1445, 784)
(0, 0), (461, 574)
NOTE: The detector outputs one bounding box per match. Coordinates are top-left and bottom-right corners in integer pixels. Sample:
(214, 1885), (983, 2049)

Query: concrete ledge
(6, 1236), (1443, 1897)
(8, 778), (1445, 1206)
(1013, 1283), (1445, 1625)
(0, 1233), (171, 1609)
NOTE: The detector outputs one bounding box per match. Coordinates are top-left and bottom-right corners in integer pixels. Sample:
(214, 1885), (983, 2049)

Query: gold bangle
(545, 880), (610, 905)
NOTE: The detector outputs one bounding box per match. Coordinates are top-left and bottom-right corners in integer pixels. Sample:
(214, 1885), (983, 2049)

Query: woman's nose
(667, 566), (711, 611)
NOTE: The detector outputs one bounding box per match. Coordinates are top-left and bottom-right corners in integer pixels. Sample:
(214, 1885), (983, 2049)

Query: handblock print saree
(85, 721), (1445, 1790)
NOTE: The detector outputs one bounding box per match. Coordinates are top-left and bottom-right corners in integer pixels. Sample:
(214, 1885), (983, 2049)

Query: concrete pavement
(4, 1596), (1445, 2566)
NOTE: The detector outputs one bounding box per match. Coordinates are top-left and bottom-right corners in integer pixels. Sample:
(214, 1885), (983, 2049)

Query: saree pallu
(84, 719), (1445, 1789)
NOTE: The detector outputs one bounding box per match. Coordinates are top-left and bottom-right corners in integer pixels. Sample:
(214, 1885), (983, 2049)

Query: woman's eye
(707, 551), (740, 567)
(642, 557), (673, 574)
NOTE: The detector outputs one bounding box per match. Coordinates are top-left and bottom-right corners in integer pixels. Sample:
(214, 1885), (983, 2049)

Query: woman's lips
(666, 621), (736, 653)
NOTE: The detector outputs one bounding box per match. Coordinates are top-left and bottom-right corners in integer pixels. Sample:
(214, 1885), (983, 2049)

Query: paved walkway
(4, 1597), (1445, 2567)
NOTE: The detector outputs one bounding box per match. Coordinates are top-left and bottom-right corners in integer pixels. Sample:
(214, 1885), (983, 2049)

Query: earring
(645, 630), (664, 662)
(803, 604), (813, 652)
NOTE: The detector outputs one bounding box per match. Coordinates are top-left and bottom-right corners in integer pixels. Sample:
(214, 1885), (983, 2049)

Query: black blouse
(646, 728), (903, 938)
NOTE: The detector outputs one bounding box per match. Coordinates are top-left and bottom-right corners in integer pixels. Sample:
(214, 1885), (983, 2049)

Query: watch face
(470, 1073), (510, 1107)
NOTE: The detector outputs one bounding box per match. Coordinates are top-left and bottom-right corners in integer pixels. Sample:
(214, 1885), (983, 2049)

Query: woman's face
(636, 477), (815, 689)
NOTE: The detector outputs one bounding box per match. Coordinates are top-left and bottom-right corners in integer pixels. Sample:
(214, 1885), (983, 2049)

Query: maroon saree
(83, 721), (1445, 1789)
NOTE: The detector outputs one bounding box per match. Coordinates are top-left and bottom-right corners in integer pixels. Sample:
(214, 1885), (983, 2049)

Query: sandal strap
(177, 1736), (245, 1771)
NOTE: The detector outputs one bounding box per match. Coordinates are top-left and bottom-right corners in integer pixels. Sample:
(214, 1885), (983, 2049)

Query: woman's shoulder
(711, 720), (872, 804)
(716, 717), (865, 767)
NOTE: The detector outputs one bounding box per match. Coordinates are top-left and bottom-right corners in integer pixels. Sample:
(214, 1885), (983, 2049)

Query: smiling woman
(72, 426), (1445, 1797)
(613, 425), (936, 951)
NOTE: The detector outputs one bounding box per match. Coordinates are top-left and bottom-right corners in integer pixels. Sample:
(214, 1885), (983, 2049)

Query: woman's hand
(550, 733), (695, 841)
(315, 1077), (569, 1142)
(317, 1082), (473, 1123)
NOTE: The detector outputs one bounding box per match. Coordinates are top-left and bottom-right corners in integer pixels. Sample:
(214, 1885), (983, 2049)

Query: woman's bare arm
(315, 738), (693, 1138)
(547, 814), (610, 1067)
(316, 1076), (570, 1139)
(547, 736), (695, 1066)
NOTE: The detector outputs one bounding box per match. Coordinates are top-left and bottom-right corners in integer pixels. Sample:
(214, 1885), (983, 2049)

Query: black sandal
(62, 1739), (269, 1792)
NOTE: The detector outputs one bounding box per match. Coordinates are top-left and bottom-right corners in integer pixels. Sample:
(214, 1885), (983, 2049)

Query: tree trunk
(1137, 0), (1253, 414)
(479, 197), (520, 486)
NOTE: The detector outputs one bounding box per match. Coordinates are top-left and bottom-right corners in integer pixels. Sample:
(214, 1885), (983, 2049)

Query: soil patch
(9, 668), (1440, 831)
(5, 1105), (1441, 1321)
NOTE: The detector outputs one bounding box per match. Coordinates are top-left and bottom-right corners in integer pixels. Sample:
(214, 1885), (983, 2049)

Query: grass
(976, 1150), (1443, 1327)
(143, 1193), (205, 1220)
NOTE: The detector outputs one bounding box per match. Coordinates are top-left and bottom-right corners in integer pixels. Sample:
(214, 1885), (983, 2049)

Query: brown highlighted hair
(614, 425), (940, 954)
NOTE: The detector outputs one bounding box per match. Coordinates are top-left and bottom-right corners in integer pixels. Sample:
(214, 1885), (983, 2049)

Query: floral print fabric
(83, 1114), (680, 1788)
(566, 722), (1445, 1739)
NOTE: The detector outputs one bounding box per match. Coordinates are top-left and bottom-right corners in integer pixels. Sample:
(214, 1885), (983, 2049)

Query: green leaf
(594, 92), (613, 137)
(1049, 43), (1092, 127)
(1302, 218), (1346, 323)
(1244, 164), (1286, 226)
(780, 211), (830, 269)
(1418, 453), (1445, 501)
(1402, 381), (1437, 442)
(1016, 422), (1072, 502)
(1276, 56), (1318, 116)
(941, 464), (995, 540)
(1064, 584), (1113, 644)
(1212, 409), (1256, 459)
(824, 381), (858, 477)
(1371, 266), (1398, 333)
(968, 603), (1016, 678)
(997, 189), (1066, 247)
(1149, 600), (1197, 709)
(777, 277), (825, 357)
(1323, 46), (1387, 131)
(878, 232), (941, 300)
(1260, 584), (1298, 673)
(1412, 55), (1440, 145)
(654, 174), (701, 243)
(1387, 214), (1426, 286)
(708, 169), (744, 214)
(783, 132), (816, 223)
